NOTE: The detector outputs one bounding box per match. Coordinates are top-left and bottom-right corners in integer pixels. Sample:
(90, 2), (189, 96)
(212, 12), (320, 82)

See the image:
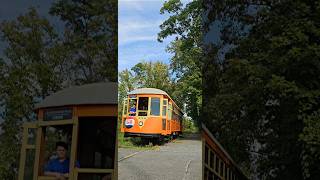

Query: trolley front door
(162, 99), (168, 132)
(18, 123), (38, 180)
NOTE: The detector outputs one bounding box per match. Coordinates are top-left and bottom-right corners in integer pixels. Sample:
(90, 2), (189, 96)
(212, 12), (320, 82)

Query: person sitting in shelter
(44, 141), (80, 179)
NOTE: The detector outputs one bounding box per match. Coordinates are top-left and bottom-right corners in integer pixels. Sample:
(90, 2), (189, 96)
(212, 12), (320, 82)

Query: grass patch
(118, 132), (158, 150)
(183, 119), (199, 134)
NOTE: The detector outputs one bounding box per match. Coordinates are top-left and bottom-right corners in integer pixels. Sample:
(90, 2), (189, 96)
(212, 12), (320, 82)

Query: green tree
(300, 109), (320, 179)
(0, 8), (62, 179)
(158, 0), (202, 124)
(50, 0), (118, 83)
(131, 61), (173, 94)
(0, 1), (118, 178)
(203, 0), (320, 179)
(119, 69), (135, 105)
(119, 61), (174, 101)
(118, 69), (135, 120)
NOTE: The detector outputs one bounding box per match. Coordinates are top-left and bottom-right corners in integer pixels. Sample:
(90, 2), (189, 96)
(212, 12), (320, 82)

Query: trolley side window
(162, 99), (168, 116)
(138, 97), (149, 116)
(150, 97), (160, 116)
(168, 103), (172, 120)
(172, 106), (179, 121)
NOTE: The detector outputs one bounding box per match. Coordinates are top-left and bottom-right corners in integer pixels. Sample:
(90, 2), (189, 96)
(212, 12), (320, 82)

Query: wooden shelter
(18, 82), (118, 180)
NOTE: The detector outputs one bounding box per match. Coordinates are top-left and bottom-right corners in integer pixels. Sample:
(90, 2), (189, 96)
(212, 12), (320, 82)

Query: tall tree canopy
(158, 0), (202, 125)
(0, 1), (117, 178)
(50, 0), (117, 83)
(0, 8), (63, 179)
(118, 61), (174, 107)
(203, 0), (320, 179)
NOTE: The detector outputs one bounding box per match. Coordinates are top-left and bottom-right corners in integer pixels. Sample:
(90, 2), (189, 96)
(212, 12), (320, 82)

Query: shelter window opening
(41, 125), (76, 178)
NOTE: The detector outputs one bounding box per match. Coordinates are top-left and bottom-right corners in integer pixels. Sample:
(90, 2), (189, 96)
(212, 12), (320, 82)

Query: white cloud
(120, 35), (157, 45)
(118, 0), (166, 46)
(118, 0), (186, 70)
(119, 0), (145, 11)
(119, 19), (163, 46)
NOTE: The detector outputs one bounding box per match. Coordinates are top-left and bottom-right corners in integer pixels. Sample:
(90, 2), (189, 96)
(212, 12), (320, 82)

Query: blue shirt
(44, 158), (80, 174)
(129, 107), (136, 113)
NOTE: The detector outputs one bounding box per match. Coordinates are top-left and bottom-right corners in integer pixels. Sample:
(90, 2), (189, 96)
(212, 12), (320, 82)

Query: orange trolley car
(121, 88), (183, 142)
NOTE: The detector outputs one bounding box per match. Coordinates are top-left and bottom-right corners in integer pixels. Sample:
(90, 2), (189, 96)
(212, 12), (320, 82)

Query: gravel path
(118, 134), (202, 180)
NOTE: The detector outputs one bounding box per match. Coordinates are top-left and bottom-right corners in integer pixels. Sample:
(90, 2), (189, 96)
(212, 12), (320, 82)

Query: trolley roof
(128, 88), (182, 113)
(128, 88), (169, 97)
(35, 82), (117, 109)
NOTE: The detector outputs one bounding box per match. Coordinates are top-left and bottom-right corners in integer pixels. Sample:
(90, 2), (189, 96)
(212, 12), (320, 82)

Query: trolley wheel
(151, 137), (159, 145)
(141, 138), (149, 145)
(151, 136), (164, 145)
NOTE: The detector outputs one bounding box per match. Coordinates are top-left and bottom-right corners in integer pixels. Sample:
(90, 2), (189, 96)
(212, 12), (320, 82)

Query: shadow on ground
(128, 132), (201, 146)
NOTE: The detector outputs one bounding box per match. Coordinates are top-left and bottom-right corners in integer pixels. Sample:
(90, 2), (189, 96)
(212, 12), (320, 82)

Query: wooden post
(114, 116), (118, 180)
(69, 107), (79, 180)
(33, 126), (43, 180)
(202, 134), (205, 180)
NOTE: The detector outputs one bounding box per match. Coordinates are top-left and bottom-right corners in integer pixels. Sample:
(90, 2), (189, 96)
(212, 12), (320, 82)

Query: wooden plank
(38, 109), (44, 121)
(76, 168), (114, 174)
(18, 127), (28, 180)
(202, 131), (232, 166)
(38, 176), (57, 180)
(25, 144), (36, 149)
(33, 127), (43, 179)
(38, 119), (74, 126)
(114, 120), (118, 180)
(202, 136), (205, 180)
(69, 112), (79, 180)
(38, 127), (47, 177)
(74, 168), (78, 180)
(76, 105), (117, 117)
(23, 122), (37, 129)
(208, 144), (211, 168)
(204, 163), (224, 180)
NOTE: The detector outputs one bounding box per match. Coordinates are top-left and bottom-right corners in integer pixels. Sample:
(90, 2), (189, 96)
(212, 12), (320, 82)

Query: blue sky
(118, 0), (176, 71)
(0, 0), (189, 72)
